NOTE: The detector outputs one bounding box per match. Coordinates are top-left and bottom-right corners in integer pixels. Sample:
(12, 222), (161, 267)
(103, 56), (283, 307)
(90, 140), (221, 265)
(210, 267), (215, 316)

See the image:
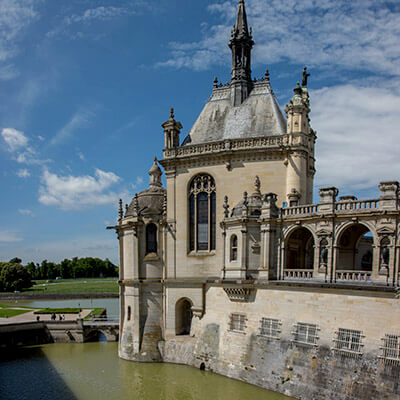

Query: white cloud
(0, 230), (22, 243)
(1, 127), (28, 152)
(313, 83), (400, 191)
(78, 151), (85, 161)
(16, 168), (30, 178)
(18, 209), (34, 216)
(0, 63), (18, 80)
(51, 108), (94, 145)
(66, 6), (128, 24)
(37, 135), (44, 141)
(158, 0), (400, 76)
(39, 168), (122, 210)
(46, 4), (149, 40)
(0, 0), (39, 79)
(131, 176), (144, 189)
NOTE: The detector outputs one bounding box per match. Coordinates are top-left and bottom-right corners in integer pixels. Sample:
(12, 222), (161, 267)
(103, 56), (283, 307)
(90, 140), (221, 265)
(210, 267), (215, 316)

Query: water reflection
(0, 347), (77, 400)
(0, 343), (292, 400)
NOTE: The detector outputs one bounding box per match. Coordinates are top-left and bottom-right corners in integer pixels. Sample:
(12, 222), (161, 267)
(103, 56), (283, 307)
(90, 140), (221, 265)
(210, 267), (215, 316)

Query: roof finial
(170, 108), (174, 119)
(213, 77), (218, 88)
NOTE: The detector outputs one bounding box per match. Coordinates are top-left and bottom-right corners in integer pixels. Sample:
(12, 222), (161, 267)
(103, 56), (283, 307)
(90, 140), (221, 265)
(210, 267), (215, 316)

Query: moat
(0, 342), (293, 400)
(0, 299), (292, 399)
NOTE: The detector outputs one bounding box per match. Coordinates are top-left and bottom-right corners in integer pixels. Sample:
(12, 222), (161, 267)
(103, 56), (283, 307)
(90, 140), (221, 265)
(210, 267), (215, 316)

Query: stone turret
(229, 0), (254, 106)
(162, 108), (182, 149)
(284, 72), (315, 205)
(119, 159), (166, 362)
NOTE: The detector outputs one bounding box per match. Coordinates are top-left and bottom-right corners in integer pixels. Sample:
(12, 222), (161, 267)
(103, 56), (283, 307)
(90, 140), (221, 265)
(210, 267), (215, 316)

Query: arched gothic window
(146, 223), (157, 254)
(189, 174), (216, 252)
(230, 235), (238, 261)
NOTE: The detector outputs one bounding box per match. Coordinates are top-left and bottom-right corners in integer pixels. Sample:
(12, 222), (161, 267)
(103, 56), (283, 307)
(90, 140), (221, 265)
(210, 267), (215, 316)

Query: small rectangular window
(260, 318), (281, 339)
(229, 313), (246, 332)
(379, 334), (400, 365)
(292, 322), (318, 345)
(333, 328), (364, 356)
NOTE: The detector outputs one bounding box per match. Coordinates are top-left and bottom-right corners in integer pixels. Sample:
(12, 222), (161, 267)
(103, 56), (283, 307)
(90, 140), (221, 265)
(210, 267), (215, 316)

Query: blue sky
(1, 0), (400, 264)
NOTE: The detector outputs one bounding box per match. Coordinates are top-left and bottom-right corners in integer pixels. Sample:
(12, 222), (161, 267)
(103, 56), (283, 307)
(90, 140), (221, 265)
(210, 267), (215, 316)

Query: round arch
(335, 222), (374, 272)
(334, 221), (377, 248)
(175, 297), (193, 336)
(284, 226), (315, 270)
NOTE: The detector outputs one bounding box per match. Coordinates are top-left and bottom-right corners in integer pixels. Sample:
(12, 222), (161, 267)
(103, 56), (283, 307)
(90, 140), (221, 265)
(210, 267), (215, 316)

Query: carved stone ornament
(223, 287), (253, 302)
(251, 241), (260, 254)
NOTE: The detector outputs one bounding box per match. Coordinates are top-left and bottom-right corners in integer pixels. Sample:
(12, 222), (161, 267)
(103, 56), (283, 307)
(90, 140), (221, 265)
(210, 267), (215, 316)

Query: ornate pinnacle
(125, 203), (128, 216)
(265, 69), (270, 84)
(243, 191), (248, 207)
(163, 192), (167, 216)
(118, 199), (123, 221)
(133, 194), (139, 215)
(223, 195), (230, 218)
(170, 108), (174, 119)
(253, 175), (261, 199)
(214, 77), (218, 88)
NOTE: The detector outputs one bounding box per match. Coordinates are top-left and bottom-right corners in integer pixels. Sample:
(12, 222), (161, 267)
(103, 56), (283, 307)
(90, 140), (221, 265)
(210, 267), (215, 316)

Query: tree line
(0, 257), (118, 292)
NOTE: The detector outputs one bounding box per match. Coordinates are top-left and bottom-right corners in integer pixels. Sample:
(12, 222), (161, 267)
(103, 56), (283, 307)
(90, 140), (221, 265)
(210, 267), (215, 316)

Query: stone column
(241, 228), (248, 278)
(332, 246), (339, 283)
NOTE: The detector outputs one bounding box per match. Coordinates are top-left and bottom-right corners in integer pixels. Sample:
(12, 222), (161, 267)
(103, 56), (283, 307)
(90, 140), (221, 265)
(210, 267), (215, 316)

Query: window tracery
(189, 174), (216, 252)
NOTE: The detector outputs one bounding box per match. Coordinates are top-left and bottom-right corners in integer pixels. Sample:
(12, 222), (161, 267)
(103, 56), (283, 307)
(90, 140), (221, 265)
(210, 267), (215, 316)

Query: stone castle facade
(110, 2), (400, 399)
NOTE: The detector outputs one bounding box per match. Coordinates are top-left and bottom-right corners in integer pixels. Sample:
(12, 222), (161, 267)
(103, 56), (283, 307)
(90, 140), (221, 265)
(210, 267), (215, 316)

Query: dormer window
(189, 174), (216, 252)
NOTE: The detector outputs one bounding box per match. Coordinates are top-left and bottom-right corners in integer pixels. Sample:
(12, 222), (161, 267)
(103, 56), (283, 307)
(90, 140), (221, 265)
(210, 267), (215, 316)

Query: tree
(9, 257), (22, 264)
(0, 262), (32, 292)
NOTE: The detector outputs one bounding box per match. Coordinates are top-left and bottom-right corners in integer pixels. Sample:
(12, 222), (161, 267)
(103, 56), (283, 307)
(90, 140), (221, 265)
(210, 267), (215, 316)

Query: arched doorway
(175, 298), (193, 335)
(285, 227), (314, 278)
(336, 224), (373, 281)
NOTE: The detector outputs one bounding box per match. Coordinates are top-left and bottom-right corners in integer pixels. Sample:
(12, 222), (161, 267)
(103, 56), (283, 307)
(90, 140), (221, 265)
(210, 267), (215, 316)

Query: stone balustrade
(281, 204), (319, 217)
(335, 199), (379, 211)
(284, 269), (314, 279)
(163, 135), (285, 159)
(335, 271), (372, 281)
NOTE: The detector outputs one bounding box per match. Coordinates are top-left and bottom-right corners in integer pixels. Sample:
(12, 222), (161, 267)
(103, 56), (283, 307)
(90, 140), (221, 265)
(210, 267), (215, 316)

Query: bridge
(0, 319), (119, 347)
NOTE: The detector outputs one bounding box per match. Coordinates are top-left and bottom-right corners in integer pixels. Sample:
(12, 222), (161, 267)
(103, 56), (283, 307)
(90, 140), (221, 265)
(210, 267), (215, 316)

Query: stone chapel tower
(115, 0), (316, 361)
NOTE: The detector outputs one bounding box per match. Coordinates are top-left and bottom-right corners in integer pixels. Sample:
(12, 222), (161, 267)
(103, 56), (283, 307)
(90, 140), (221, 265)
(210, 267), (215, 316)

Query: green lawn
(25, 278), (118, 295)
(33, 308), (81, 314)
(0, 308), (32, 318)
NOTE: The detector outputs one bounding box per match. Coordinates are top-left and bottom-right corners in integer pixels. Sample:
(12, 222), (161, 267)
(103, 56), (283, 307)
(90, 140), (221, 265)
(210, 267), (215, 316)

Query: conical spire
(233, 0), (250, 39)
(229, 0), (254, 106)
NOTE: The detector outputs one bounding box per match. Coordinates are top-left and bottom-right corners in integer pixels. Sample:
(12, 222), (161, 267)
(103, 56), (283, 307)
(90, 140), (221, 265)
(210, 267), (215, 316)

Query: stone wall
(161, 285), (400, 400)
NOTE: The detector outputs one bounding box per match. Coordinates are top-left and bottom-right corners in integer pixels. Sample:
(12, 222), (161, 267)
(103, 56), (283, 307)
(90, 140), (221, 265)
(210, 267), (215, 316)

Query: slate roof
(182, 81), (286, 145)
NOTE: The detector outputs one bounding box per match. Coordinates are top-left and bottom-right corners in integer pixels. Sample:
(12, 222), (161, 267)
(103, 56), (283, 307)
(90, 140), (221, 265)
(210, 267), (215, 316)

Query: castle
(110, 2), (400, 399)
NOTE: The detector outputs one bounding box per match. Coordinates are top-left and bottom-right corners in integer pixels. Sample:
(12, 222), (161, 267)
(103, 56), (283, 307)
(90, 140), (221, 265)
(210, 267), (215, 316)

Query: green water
(0, 342), (292, 400)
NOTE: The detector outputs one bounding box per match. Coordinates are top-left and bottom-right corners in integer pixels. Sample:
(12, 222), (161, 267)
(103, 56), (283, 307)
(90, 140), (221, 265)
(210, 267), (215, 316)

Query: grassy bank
(0, 308), (31, 318)
(26, 278), (118, 296)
